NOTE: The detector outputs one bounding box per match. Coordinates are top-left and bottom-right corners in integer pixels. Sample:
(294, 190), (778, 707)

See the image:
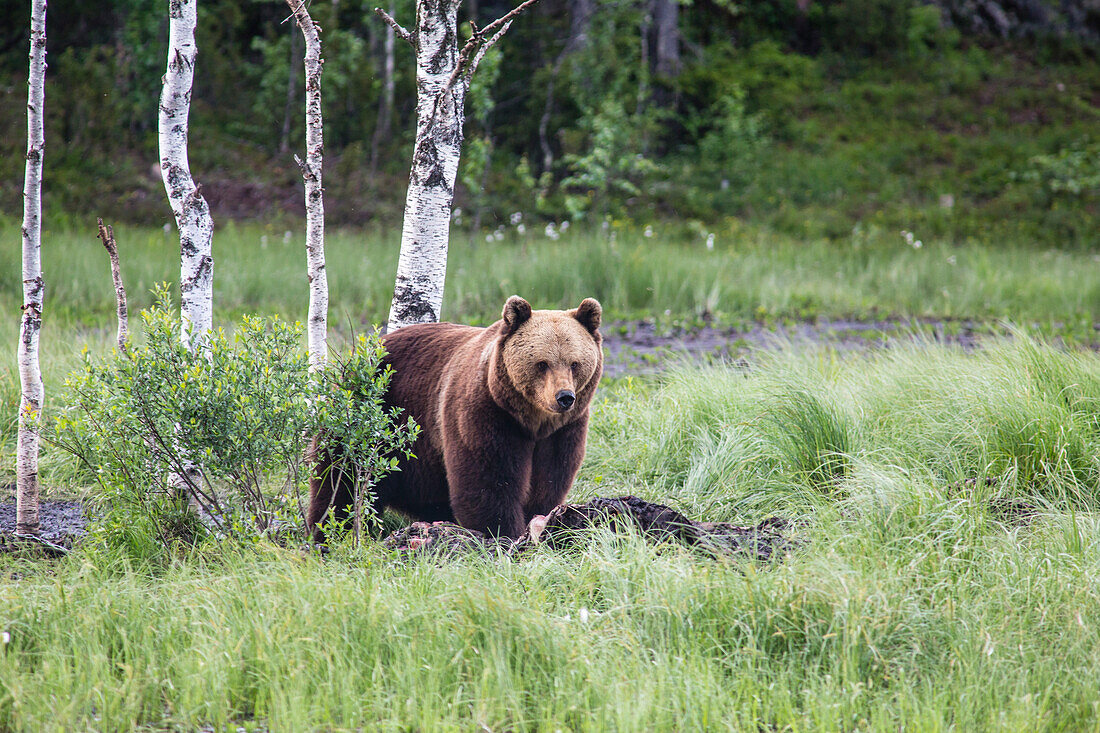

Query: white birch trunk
(159, 0), (213, 350)
(287, 0), (328, 371)
(17, 0), (48, 537)
(387, 0), (466, 331)
(381, 0), (540, 331)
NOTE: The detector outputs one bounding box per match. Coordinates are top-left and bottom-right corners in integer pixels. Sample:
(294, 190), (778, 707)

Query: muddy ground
(0, 498), (86, 553)
(600, 316), (1001, 378)
(0, 317), (1086, 553)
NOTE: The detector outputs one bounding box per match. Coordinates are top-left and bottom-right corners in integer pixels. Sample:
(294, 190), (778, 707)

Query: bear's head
(494, 295), (603, 421)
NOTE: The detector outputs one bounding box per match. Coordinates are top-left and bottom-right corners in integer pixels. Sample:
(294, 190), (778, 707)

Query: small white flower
(283, 230), (292, 243)
(260, 235), (269, 248)
(516, 223), (526, 236)
(1, 631), (9, 644)
(510, 211), (523, 226)
(643, 225), (654, 238)
(545, 223), (559, 240)
(486, 234), (494, 243)
(706, 233), (715, 250)
(578, 608), (590, 624)
(947, 255), (956, 265)
(452, 207), (463, 220)
(560, 221), (570, 231)
(163, 222), (172, 234)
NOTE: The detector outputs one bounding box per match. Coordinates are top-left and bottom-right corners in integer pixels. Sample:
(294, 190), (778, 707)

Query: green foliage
(1017, 138), (1100, 197)
(0, 0), (1095, 241)
(47, 289), (417, 558)
(561, 99), (662, 219)
(312, 332), (421, 542)
(676, 85), (770, 215)
(905, 4), (959, 59)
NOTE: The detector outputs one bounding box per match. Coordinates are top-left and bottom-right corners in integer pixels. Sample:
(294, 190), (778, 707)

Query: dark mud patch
(0, 499), (87, 555)
(383, 496), (797, 562)
(601, 317), (1005, 378)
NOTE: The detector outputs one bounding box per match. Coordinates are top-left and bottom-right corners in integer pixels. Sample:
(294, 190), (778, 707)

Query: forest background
(0, 0), (1096, 250)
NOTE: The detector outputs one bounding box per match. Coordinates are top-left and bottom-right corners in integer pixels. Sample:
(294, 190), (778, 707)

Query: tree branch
(97, 217), (129, 354)
(469, 19), (513, 75)
(374, 7), (414, 46)
(476, 0), (541, 42)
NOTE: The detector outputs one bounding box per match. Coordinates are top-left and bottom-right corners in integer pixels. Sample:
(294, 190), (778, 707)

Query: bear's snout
(555, 389), (576, 411)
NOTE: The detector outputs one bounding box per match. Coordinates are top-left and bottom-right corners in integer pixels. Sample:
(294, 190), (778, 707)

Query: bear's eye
(571, 361), (579, 372)
(536, 361), (549, 373)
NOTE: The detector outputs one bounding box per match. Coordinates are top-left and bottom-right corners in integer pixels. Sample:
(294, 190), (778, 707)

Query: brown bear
(307, 295), (603, 540)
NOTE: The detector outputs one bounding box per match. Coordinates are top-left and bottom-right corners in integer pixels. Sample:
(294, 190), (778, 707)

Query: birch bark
(380, 0), (541, 332)
(16, 0), (47, 536)
(386, 0), (464, 331)
(159, 0), (213, 351)
(286, 0), (328, 371)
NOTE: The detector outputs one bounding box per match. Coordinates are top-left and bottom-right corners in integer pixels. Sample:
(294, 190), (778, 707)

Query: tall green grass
(4, 515), (1100, 731)
(584, 336), (1100, 520)
(4, 338), (1100, 730)
(1, 218), (1096, 332)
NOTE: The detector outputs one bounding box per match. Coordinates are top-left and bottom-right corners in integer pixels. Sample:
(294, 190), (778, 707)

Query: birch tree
(286, 0), (328, 370)
(378, 0), (540, 331)
(159, 0), (214, 350)
(16, 0), (47, 537)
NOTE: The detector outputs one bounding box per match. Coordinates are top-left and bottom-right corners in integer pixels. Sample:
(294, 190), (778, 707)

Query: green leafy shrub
(49, 289), (417, 557)
(311, 333), (421, 543)
(561, 99), (662, 220)
(1017, 138), (1100, 198)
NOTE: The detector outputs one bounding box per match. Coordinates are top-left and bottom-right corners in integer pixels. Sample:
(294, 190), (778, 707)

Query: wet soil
(0, 498), (86, 555)
(599, 317), (996, 378)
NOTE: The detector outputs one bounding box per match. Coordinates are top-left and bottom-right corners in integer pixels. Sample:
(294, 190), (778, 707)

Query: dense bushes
(49, 291), (418, 560)
(0, 0), (1095, 244)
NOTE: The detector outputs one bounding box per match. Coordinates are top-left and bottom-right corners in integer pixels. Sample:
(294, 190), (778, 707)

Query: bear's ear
(573, 298), (602, 334)
(501, 295), (532, 336)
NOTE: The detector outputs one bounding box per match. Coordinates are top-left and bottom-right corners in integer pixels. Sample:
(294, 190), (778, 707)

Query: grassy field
(3, 338), (1100, 729)
(2, 219), (1100, 729)
(0, 218), (1097, 329)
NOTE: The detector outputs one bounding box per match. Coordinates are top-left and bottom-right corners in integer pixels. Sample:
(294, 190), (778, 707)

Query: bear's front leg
(527, 418), (589, 519)
(444, 428), (534, 538)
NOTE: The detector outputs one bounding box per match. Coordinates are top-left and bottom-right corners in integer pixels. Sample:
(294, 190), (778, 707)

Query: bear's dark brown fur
(307, 295), (603, 540)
